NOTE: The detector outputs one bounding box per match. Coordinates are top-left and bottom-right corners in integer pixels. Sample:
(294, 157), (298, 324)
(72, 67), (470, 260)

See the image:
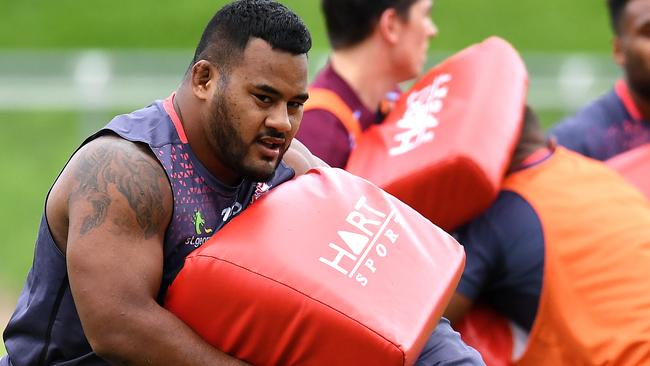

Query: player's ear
(612, 36), (625, 67)
(378, 8), (401, 45)
(190, 60), (217, 101)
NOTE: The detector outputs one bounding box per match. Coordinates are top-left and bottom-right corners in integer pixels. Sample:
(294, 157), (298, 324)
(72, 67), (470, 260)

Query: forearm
(90, 301), (249, 366)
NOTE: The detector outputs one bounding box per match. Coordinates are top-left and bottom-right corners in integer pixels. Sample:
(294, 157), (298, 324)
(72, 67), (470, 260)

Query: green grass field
(0, 1), (615, 356)
(0, 112), (85, 288)
(0, 111), (90, 356)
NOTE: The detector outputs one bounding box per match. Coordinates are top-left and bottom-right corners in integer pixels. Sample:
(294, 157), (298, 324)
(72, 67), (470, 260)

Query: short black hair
(521, 106), (544, 141)
(191, 0), (312, 72)
(321, 0), (420, 49)
(607, 0), (631, 34)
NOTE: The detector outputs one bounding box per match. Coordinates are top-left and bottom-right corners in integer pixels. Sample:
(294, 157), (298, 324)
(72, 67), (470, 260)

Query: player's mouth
(256, 136), (285, 159)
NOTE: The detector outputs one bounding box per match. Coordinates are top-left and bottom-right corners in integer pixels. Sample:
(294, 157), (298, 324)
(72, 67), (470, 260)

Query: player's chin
(414, 54), (428, 75)
(242, 159), (279, 182)
(402, 58), (423, 81)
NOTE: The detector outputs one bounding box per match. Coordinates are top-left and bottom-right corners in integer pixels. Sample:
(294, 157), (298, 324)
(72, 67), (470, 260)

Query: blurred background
(0, 0), (616, 354)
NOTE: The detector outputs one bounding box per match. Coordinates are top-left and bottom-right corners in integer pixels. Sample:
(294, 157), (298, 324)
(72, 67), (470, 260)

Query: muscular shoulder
(549, 89), (623, 152)
(458, 191), (542, 250)
(454, 190), (544, 302)
(455, 191), (542, 282)
(47, 134), (172, 252)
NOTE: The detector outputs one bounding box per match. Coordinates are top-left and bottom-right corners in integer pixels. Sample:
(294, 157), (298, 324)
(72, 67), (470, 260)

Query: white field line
(0, 50), (620, 112)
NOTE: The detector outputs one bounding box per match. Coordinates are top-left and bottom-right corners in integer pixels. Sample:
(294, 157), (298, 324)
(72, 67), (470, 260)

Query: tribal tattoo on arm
(71, 138), (169, 239)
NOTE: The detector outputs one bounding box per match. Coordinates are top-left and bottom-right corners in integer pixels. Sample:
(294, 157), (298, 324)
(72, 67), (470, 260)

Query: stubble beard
(626, 54), (650, 101)
(209, 94), (281, 183)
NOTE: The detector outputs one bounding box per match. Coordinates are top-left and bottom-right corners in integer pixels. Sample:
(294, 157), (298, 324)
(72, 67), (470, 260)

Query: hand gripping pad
(165, 168), (465, 366)
(346, 37), (528, 231)
(606, 143), (650, 199)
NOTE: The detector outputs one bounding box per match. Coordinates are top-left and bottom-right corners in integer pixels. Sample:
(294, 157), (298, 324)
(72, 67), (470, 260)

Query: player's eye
(255, 94), (273, 104)
(288, 101), (304, 109)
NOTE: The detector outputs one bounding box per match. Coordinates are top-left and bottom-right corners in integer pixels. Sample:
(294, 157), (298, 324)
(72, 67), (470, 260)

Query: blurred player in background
(550, 0), (650, 160)
(446, 106), (650, 364)
(296, 0), (437, 168)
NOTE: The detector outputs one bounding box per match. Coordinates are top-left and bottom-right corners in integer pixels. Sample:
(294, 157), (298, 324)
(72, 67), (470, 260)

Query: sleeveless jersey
(503, 147), (650, 365)
(1, 94), (294, 365)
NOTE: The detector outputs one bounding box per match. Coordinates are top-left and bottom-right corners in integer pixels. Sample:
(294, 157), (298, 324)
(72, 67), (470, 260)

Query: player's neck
(627, 85), (650, 122)
(174, 88), (242, 186)
(330, 44), (401, 113)
(508, 139), (550, 174)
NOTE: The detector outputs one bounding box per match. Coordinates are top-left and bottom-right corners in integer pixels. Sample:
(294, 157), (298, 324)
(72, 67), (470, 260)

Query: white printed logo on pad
(319, 195), (403, 287)
(389, 74), (451, 156)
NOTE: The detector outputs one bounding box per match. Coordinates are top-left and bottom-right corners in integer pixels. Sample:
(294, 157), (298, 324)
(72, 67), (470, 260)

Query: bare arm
(443, 292), (474, 326)
(53, 135), (248, 365)
(283, 138), (329, 176)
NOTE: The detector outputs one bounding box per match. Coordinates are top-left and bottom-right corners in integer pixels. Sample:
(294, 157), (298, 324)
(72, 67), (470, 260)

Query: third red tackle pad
(165, 167), (465, 366)
(346, 37), (528, 231)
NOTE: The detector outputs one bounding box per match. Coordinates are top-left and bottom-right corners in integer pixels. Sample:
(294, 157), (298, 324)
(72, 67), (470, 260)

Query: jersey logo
(389, 74), (451, 156)
(251, 182), (272, 204)
(193, 209), (213, 235)
(221, 202), (243, 222)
